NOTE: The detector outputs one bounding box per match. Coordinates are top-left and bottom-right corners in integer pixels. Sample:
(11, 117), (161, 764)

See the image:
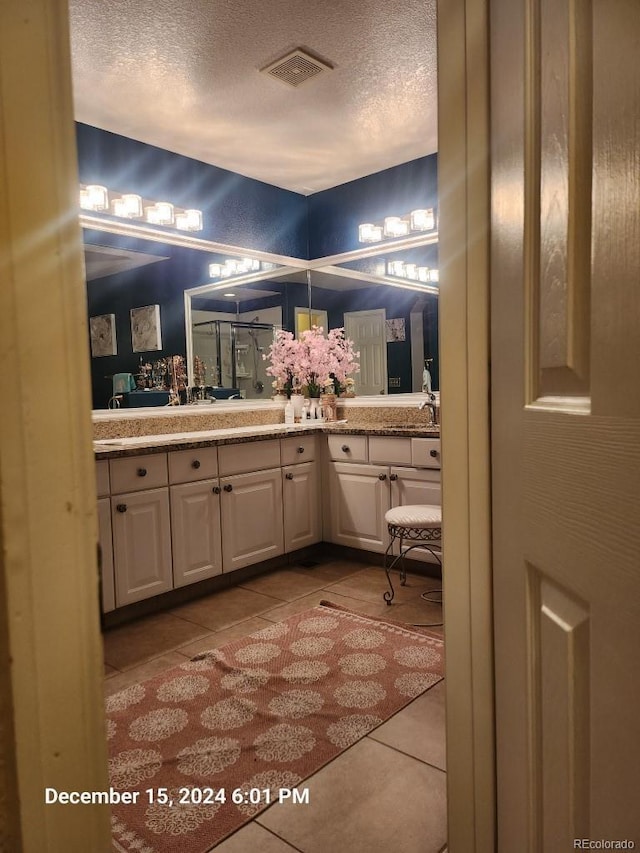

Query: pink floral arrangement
(264, 325), (359, 397)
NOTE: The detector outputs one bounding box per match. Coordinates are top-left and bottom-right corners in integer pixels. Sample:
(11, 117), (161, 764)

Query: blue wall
(77, 124), (308, 257)
(306, 156), (438, 258)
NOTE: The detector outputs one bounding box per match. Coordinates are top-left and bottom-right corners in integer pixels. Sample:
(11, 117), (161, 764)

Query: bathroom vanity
(94, 397), (440, 615)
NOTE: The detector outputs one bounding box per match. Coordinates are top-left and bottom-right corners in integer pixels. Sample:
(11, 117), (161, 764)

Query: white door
(170, 480), (223, 587)
(344, 309), (387, 395)
(111, 488), (173, 606)
(220, 468), (284, 571)
(328, 461), (390, 551)
(492, 0), (640, 848)
(282, 461), (321, 552)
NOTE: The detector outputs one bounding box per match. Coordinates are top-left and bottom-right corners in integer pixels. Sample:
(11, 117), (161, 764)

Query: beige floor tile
(175, 616), (273, 659)
(369, 680), (447, 770)
(169, 586), (282, 631)
(102, 612), (211, 670)
(239, 568), (331, 601)
(383, 597), (444, 629)
(257, 737), (447, 853)
(326, 566), (441, 607)
(211, 822), (300, 853)
(260, 589), (389, 623)
(104, 652), (187, 696)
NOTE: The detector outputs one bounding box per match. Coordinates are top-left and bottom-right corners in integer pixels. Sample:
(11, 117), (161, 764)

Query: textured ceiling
(68, 0), (438, 195)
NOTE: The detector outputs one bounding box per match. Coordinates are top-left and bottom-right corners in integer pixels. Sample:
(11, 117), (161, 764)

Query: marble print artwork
(131, 304), (162, 353)
(89, 313), (117, 357)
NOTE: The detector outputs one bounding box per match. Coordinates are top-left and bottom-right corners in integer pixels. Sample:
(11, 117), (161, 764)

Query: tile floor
(103, 558), (447, 853)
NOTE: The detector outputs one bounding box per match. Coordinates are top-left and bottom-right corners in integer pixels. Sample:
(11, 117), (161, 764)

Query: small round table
(383, 504), (442, 623)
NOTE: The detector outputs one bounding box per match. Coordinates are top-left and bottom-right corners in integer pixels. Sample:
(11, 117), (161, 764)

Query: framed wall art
(130, 304), (162, 353)
(89, 313), (117, 357)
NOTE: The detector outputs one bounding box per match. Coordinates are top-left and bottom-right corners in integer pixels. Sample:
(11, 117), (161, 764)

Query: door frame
(438, 0), (494, 850)
(0, 0), (494, 848)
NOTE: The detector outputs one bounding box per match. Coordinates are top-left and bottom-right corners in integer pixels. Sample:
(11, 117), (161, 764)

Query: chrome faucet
(418, 393), (438, 425)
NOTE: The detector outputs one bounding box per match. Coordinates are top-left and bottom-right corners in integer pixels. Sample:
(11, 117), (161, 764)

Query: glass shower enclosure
(191, 319), (276, 400)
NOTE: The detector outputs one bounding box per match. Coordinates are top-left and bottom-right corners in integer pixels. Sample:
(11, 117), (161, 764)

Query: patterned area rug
(107, 601), (444, 852)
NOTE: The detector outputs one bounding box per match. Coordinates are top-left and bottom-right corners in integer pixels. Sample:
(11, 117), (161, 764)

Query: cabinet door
(282, 461), (321, 552)
(97, 497), (115, 613)
(220, 468), (284, 572)
(111, 488), (172, 606)
(328, 461), (390, 552)
(390, 467), (442, 564)
(170, 480), (222, 588)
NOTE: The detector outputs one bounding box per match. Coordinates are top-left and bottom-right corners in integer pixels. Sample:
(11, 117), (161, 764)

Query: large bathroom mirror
(83, 218), (438, 408)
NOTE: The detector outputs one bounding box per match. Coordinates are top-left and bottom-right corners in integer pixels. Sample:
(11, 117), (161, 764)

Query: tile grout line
(364, 732), (447, 775)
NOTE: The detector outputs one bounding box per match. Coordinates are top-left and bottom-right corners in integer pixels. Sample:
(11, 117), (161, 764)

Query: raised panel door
(111, 488), (172, 606)
(220, 468), (284, 572)
(282, 461), (321, 552)
(328, 461), (390, 552)
(170, 480), (222, 588)
(97, 497), (115, 613)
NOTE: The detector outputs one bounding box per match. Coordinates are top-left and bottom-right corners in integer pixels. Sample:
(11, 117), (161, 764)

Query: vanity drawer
(95, 460), (110, 497)
(281, 434), (317, 466)
(168, 446), (218, 484)
(327, 434), (368, 463)
(411, 438), (442, 469)
(218, 438), (281, 476)
(109, 453), (168, 493)
(368, 436), (413, 466)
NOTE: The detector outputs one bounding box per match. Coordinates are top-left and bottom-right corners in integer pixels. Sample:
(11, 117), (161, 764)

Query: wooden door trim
(438, 0), (495, 850)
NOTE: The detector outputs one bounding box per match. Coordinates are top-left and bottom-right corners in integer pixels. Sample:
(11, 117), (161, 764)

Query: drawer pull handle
(285, 472), (294, 480)
(212, 485), (221, 494)
(297, 446), (305, 454)
(136, 467), (147, 477)
(191, 460), (201, 469)
(429, 449), (439, 458)
(389, 473), (398, 481)
(378, 473), (387, 481)
(341, 445), (350, 452)
(223, 484), (233, 492)
(116, 503), (127, 513)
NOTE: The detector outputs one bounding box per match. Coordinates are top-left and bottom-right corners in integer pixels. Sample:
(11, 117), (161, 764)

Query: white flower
(177, 736), (241, 776)
(220, 668), (270, 694)
(234, 642), (282, 665)
(280, 660), (330, 684)
(393, 645), (442, 669)
(394, 672), (442, 697)
(254, 724), (315, 762)
(129, 708), (188, 742)
(343, 628), (386, 649)
(105, 683), (145, 713)
(326, 714), (383, 748)
(156, 674), (210, 703)
(297, 615), (339, 634)
(145, 788), (220, 835)
(289, 636), (335, 657)
(200, 697), (257, 730)
(268, 690), (324, 719)
(109, 748), (162, 788)
(333, 680), (386, 709)
(338, 653), (387, 676)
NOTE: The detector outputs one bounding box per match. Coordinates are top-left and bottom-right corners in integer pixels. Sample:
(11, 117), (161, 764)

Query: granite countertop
(94, 421), (440, 458)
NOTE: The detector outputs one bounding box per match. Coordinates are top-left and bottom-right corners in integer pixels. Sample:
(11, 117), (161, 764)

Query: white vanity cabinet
(218, 439), (284, 572)
(109, 454), (173, 606)
(169, 447), (222, 588)
(96, 461), (115, 613)
(327, 435), (442, 557)
(281, 435), (321, 552)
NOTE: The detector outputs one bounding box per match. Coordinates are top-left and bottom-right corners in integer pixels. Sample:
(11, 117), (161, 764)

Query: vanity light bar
(386, 260), (440, 283)
(79, 184), (203, 232)
(358, 207), (437, 243)
(208, 257), (263, 279)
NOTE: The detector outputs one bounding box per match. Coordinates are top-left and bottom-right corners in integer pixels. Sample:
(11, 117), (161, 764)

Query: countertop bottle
(284, 400), (295, 424)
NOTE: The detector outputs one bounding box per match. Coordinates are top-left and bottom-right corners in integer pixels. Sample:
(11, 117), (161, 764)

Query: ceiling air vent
(260, 49), (333, 88)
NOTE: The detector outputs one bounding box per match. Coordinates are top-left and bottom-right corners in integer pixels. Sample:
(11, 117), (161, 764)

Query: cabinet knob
(285, 472), (294, 480)
(212, 485), (221, 494)
(297, 446), (305, 454)
(191, 459), (201, 469)
(429, 449), (439, 458)
(389, 473), (398, 481)
(341, 445), (350, 453)
(223, 484), (233, 492)
(136, 467), (147, 477)
(116, 503), (127, 513)
(378, 473), (387, 481)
